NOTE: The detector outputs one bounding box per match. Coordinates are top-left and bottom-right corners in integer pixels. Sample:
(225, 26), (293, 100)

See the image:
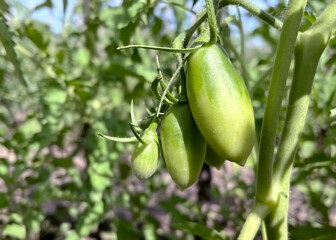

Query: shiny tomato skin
(160, 103), (206, 190)
(187, 43), (255, 166)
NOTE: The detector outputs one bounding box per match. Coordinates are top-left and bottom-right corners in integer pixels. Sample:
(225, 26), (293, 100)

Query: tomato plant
(2, 0), (336, 239)
(98, 0), (336, 238)
(101, 0), (336, 239)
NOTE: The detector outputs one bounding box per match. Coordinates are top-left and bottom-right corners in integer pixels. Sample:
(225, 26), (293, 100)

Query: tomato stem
(181, 0), (283, 51)
(265, 1), (336, 238)
(117, 44), (202, 53)
(97, 133), (138, 143)
(256, 0), (307, 206)
(156, 56), (189, 117)
(236, 8), (250, 89)
(221, 0), (282, 30)
(237, 201), (271, 240)
(206, 0), (219, 43)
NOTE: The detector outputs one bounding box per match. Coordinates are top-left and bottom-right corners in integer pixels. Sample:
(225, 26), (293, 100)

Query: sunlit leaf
(2, 223), (26, 239)
(173, 221), (228, 240)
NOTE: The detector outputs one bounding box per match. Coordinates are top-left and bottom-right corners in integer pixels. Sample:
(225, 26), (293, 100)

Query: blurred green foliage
(0, 0), (335, 239)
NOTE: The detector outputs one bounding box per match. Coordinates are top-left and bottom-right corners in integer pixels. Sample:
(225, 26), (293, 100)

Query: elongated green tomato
(160, 103), (207, 190)
(204, 144), (225, 170)
(187, 43), (255, 166)
(131, 122), (159, 180)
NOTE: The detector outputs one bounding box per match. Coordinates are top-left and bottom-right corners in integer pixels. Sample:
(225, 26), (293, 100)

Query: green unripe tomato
(187, 43), (255, 166)
(160, 103), (206, 190)
(204, 144), (225, 170)
(131, 122), (159, 180)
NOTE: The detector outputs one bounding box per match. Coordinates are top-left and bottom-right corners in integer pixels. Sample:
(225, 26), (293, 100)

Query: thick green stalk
(266, 1), (336, 238)
(272, 37), (328, 194)
(256, 0), (307, 206)
(237, 201), (271, 240)
(265, 33), (327, 240)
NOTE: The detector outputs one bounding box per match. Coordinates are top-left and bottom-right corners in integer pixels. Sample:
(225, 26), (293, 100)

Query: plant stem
(117, 44), (202, 53)
(256, 0), (307, 206)
(265, 1), (336, 238)
(156, 56), (189, 117)
(183, 0), (283, 48)
(236, 8), (250, 88)
(237, 201), (271, 240)
(223, 0), (283, 30)
(206, 0), (219, 43)
(272, 37), (327, 192)
(264, 36), (323, 239)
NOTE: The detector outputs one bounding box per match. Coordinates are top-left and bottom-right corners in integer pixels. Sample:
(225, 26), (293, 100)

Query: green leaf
(19, 118), (41, 138)
(74, 87), (92, 104)
(75, 202), (104, 237)
(117, 220), (142, 239)
(23, 210), (45, 235)
(0, 193), (9, 209)
(192, 0), (199, 7)
(74, 48), (90, 66)
(100, 63), (147, 83)
(308, 187), (329, 223)
(0, 158), (8, 177)
(290, 225), (336, 240)
(0, 0), (9, 13)
(2, 223), (26, 239)
(0, 16), (30, 88)
(88, 169), (110, 191)
(126, 1), (144, 19)
(52, 158), (73, 168)
(65, 231), (79, 240)
(43, 87), (67, 104)
(24, 23), (49, 50)
(173, 221), (228, 240)
(34, 0), (53, 10)
(120, 21), (137, 45)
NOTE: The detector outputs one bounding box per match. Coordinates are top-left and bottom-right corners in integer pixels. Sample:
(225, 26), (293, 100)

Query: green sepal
(130, 100), (142, 132)
(151, 77), (162, 100)
(97, 133), (138, 143)
(159, 78), (179, 103)
(129, 123), (146, 144)
(151, 77), (175, 104)
(117, 44), (202, 53)
(156, 55), (189, 117)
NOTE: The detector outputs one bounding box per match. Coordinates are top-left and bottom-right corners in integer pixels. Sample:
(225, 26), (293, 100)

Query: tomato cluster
(129, 43), (255, 190)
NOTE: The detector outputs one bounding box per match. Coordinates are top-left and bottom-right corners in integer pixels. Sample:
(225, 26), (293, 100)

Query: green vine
(266, 1), (336, 238)
(256, 0), (308, 207)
